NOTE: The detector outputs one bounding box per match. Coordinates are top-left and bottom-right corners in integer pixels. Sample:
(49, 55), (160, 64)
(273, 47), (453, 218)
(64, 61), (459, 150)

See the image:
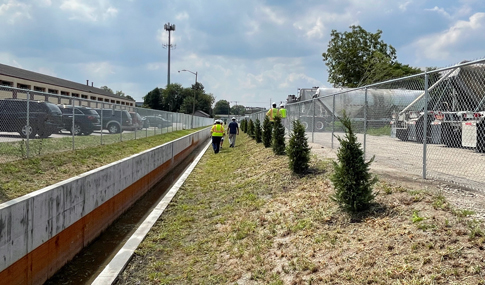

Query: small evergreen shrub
(255, 119), (262, 143)
(287, 120), (311, 174)
(248, 119), (255, 138)
(241, 119), (247, 133)
(262, 116), (272, 148)
(272, 115), (286, 155)
(330, 112), (378, 213)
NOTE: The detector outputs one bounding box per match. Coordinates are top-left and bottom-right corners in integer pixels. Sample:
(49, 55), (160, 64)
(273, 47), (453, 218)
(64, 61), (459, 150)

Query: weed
(467, 220), (484, 239)
(412, 210), (425, 223)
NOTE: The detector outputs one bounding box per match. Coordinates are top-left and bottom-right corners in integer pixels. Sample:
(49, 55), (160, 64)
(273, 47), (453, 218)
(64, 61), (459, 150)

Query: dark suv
(94, 109), (133, 134)
(58, 105), (101, 135)
(0, 99), (63, 138)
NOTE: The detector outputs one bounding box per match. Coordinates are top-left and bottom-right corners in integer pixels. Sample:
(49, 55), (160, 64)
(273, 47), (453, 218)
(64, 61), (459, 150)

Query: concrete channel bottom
(311, 131), (485, 192)
(91, 141), (211, 284)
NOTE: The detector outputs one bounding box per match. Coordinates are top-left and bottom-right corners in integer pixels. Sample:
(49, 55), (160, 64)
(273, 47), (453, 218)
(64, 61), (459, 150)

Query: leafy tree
(322, 25), (420, 87)
(272, 116), (286, 155)
(330, 112), (378, 213)
(254, 119), (262, 143)
(287, 120), (311, 174)
(230, 105), (246, 115)
(262, 116), (272, 148)
(100, 86), (114, 93)
(100, 86), (134, 101)
(143, 87), (163, 110)
(162, 84), (185, 112)
(214, 100), (230, 115)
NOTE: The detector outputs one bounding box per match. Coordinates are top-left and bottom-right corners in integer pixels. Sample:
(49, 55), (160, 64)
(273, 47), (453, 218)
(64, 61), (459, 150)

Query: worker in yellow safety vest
(278, 103), (287, 131)
(210, 120), (225, 154)
(278, 104), (287, 118)
(266, 102), (279, 122)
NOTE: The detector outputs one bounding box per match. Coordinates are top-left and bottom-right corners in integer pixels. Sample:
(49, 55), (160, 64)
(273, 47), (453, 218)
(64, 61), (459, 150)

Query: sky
(0, 0), (484, 108)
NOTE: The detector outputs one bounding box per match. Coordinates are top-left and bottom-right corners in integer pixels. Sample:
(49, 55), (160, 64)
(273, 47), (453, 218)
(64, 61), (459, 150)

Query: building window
(81, 94), (88, 99)
(34, 86), (46, 92)
(91, 96), (97, 100)
(61, 91), (70, 96)
(1, 81), (13, 87)
(72, 93), (79, 97)
(48, 89), (58, 94)
(98, 97), (103, 101)
(105, 98), (109, 102)
(17, 83), (31, 89)
(121, 102), (125, 105)
(111, 100), (115, 103)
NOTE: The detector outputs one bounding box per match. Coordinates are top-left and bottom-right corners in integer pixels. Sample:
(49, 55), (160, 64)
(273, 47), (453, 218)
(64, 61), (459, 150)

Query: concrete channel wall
(0, 128), (211, 285)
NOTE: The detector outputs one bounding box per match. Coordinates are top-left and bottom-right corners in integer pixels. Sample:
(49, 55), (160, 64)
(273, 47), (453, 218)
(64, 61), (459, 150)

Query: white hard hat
(280, 104), (284, 107)
(272, 102), (276, 105)
(232, 117), (236, 120)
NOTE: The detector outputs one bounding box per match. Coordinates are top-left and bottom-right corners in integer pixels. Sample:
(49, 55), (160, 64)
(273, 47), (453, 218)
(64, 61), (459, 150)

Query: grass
(0, 127), (206, 202)
(0, 127), (177, 162)
(116, 134), (485, 284)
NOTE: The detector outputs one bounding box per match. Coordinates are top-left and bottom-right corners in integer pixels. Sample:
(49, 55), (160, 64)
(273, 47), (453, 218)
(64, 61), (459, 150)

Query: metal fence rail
(246, 58), (485, 192)
(0, 86), (213, 163)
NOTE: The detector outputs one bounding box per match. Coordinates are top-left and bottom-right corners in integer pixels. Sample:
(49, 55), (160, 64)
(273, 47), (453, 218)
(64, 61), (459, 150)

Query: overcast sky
(1, 0), (484, 107)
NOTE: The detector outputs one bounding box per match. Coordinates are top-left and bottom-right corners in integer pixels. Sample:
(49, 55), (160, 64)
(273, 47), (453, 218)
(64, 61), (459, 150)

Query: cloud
(425, 6), (452, 19)
(59, 0), (118, 22)
(412, 12), (485, 60)
(0, 0), (32, 24)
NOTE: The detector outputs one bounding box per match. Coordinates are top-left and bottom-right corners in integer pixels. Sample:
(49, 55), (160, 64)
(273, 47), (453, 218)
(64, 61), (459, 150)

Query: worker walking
(278, 103), (287, 131)
(228, 117), (239, 147)
(211, 120), (225, 154)
(266, 102), (279, 123)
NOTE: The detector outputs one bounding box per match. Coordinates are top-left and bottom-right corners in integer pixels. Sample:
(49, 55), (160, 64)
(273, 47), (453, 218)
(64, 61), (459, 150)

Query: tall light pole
(178, 69), (197, 128)
(164, 22), (176, 86)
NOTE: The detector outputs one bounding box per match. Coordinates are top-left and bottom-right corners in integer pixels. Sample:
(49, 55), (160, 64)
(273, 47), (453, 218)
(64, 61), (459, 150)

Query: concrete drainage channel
(0, 129), (211, 284)
(46, 141), (211, 284)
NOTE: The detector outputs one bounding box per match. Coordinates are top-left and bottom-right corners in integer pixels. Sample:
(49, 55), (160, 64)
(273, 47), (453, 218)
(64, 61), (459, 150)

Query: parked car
(94, 109), (133, 134)
(0, 99), (63, 138)
(129, 112), (150, 130)
(145, 115), (172, 129)
(57, 105), (101, 135)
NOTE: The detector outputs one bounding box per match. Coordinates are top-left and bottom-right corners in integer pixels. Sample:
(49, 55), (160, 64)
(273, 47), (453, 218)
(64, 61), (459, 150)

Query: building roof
(194, 110), (211, 117)
(0, 63), (134, 101)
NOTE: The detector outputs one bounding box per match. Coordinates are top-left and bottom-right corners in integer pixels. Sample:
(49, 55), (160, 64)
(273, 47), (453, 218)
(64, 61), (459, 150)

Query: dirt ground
(309, 141), (485, 222)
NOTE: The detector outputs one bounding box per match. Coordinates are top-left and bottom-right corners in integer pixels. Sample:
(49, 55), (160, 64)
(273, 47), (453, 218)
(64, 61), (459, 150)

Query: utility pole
(164, 22), (176, 86)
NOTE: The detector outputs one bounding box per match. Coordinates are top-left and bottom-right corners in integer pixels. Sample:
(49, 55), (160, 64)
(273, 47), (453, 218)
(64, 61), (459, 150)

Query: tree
(214, 100), (230, 115)
(101, 86), (135, 101)
(248, 119), (255, 138)
(162, 83), (185, 112)
(262, 116), (272, 148)
(287, 120), (311, 174)
(143, 87), (163, 110)
(231, 105), (246, 116)
(330, 112), (378, 213)
(272, 116), (286, 155)
(254, 119), (262, 143)
(322, 25), (420, 88)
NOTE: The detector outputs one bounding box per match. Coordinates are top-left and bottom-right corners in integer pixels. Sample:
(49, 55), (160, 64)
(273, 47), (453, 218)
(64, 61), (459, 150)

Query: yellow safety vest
(266, 108), (279, 121)
(211, 124), (224, 137)
(279, 108), (287, 118)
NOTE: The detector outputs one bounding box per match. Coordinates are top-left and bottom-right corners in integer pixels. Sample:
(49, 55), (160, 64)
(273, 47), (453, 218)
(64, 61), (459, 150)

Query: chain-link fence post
(26, 91), (30, 159)
(100, 104), (104, 145)
(332, 93), (336, 149)
(312, 98), (315, 143)
(364, 88), (368, 159)
(423, 72), (429, 179)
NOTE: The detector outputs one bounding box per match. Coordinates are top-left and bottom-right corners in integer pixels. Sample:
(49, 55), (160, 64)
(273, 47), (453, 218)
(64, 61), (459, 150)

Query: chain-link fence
(0, 86), (213, 163)
(246, 58), (485, 192)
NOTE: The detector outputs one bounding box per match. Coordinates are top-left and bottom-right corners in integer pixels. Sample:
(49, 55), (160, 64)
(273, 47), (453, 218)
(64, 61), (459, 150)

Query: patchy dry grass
(0, 128), (205, 202)
(116, 134), (485, 284)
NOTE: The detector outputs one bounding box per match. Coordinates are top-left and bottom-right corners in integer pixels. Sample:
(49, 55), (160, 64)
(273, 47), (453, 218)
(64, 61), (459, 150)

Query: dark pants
(212, 136), (222, 153)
